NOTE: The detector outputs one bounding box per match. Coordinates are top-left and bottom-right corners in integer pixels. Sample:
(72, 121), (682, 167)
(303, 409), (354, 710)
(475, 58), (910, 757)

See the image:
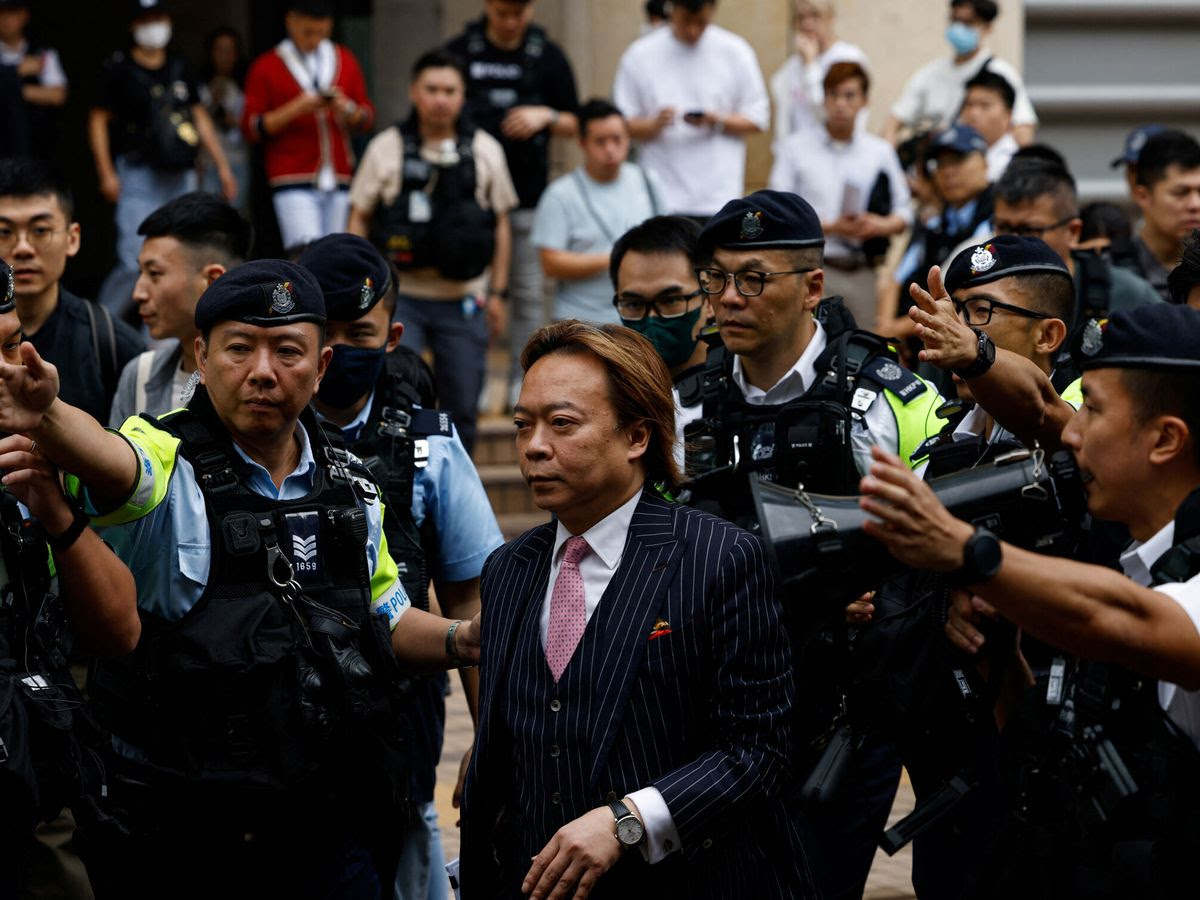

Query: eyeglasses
(612, 289), (704, 321)
(0, 224), (66, 252)
(993, 215), (1077, 238)
(695, 267), (814, 298)
(954, 297), (1050, 326)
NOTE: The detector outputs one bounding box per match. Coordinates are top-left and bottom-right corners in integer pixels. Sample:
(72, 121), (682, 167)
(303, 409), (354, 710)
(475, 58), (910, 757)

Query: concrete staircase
(473, 416), (549, 540)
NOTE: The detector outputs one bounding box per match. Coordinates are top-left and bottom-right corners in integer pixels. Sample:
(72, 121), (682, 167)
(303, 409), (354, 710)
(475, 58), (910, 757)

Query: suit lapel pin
(648, 619), (672, 641)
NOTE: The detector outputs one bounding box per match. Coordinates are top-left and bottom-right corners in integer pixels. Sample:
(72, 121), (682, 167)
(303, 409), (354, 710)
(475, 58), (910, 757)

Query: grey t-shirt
(531, 162), (662, 322)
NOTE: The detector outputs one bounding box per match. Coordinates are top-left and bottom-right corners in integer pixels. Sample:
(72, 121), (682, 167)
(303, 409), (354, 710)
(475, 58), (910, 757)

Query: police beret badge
(970, 244), (997, 275)
(1080, 317), (1106, 357)
(360, 278), (373, 310)
(270, 281), (296, 314)
(740, 211), (764, 241)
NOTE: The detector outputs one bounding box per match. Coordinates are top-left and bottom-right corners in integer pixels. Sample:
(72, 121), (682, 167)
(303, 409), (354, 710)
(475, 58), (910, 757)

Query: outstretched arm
(860, 446), (1200, 689)
(0, 343), (140, 506)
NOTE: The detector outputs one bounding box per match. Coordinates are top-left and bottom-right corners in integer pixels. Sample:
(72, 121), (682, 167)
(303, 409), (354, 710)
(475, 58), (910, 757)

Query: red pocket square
(648, 619), (672, 640)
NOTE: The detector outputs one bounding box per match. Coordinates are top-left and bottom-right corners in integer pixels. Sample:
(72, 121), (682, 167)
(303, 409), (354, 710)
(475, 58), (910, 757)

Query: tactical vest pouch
(771, 400), (857, 491)
(0, 670), (38, 838)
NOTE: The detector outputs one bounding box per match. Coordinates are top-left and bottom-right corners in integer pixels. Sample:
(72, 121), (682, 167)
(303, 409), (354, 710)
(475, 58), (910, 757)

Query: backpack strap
(84, 300), (119, 402)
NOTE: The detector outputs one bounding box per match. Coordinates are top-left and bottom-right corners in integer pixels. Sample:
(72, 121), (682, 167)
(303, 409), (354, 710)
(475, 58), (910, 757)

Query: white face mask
(134, 21), (172, 50)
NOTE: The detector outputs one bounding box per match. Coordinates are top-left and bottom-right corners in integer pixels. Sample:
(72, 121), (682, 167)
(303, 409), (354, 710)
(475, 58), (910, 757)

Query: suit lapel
(586, 490), (684, 788)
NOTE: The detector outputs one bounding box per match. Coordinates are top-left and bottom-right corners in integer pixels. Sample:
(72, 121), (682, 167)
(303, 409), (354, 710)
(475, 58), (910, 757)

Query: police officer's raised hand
(908, 265), (977, 370)
(859, 445), (974, 571)
(0, 342), (59, 436)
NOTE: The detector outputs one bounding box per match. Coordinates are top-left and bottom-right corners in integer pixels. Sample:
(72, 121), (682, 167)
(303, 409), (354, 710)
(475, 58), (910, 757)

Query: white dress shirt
(890, 48), (1037, 131)
(540, 488), (682, 862)
(768, 128), (912, 260)
(729, 321), (900, 477)
(1118, 520), (1200, 748)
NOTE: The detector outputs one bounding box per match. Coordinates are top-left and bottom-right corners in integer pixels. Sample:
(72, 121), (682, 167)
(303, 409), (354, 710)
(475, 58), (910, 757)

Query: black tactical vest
(373, 117), (496, 281)
(0, 491), (99, 838)
(461, 20), (548, 146)
(333, 354), (454, 615)
(88, 388), (406, 827)
(684, 298), (926, 525)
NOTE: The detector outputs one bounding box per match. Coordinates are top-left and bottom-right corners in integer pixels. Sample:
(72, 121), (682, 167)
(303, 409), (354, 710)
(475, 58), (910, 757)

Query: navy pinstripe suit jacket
(461, 488), (814, 899)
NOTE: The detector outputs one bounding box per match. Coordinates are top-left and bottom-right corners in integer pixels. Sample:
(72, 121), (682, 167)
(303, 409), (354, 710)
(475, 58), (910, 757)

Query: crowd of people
(2, 0), (1200, 898)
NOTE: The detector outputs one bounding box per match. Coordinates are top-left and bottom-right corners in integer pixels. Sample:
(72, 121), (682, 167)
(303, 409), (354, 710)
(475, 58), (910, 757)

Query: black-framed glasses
(612, 289), (704, 321)
(953, 297), (1050, 326)
(695, 267), (814, 297)
(993, 215), (1077, 238)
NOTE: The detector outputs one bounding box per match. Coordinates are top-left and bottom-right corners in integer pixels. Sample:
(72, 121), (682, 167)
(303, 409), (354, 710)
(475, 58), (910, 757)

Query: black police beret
(0, 259), (12, 315)
(697, 190), (825, 257)
(1079, 304), (1200, 372)
(296, 234), (392, 322)
(943, 235), (1071, 295)
(194, 259), (325, 333)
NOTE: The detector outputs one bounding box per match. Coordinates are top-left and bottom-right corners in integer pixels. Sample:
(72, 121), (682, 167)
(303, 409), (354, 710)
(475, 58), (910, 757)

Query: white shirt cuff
(626, 787), (681, 863)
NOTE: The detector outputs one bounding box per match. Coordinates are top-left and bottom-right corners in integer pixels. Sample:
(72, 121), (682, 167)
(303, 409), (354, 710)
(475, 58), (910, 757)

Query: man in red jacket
(242, 0), (373, 252)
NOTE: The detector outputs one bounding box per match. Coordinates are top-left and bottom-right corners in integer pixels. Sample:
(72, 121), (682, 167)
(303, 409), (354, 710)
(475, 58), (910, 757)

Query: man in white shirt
(769, 0), (868, 143)
(959, 68), (1018, 182)
(532, 99), (662, 323)
(461, 320), (809, 898)
(613, 0), (769, 219)
(882, 0), (1036, 147)
(862, 301), (1200, 894)
(769, 61), (911, 329)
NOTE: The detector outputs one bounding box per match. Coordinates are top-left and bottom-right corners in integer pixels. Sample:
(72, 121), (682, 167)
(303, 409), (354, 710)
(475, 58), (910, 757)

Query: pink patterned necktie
(546, 535), (591, 682)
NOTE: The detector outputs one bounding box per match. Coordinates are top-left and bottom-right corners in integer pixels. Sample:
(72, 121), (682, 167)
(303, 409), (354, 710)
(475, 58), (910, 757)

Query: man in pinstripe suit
(461, 320), (811, 899)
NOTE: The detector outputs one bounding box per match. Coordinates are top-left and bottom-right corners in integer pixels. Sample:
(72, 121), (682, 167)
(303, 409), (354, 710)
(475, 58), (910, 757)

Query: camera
(751, 447), (1087, 612)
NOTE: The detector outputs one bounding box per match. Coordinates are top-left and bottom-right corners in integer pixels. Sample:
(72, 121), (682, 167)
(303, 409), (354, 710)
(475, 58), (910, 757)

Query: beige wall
(436, 0), (1025, 191)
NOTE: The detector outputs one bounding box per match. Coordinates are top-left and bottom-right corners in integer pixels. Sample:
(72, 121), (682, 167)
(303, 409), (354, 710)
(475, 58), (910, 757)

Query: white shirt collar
(731, 320), (827, 406)
(1120, 520), (1176, 588)
(552, 487), (643, 572)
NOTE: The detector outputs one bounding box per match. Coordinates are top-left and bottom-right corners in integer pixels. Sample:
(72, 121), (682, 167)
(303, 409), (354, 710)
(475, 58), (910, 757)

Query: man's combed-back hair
(137, 192), (252, 267)
(609, 215), (703, 289)
(521, 320), (680, 488)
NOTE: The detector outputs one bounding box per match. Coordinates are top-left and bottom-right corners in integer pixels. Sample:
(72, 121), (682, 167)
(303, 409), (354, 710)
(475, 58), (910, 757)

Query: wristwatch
(46, 497), (90, 554)
(607, 798), (645, 849)
(954, 328), (996, 379)
(956, 526), (1002, 584)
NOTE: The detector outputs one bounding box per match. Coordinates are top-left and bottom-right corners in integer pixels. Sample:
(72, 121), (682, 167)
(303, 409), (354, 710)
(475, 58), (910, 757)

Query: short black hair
(0, 158), (75, 221)
(1079, 201), (1132, 246)
(287, 0), (335, 18)
(645, 0), (667, 17)
(1017, 271), (1074, 323)
(1120, 368), (1200, 466)
(578, 98), (624, 139)
(673, 0), (716, 11)
(609, 216), (703, 289)
(1009, 143), (1067, 169)
(411, 48), (466, 82)
(994, 158), (1078, 220)
(1135, 129), (1200, 188)
(1168, 229), (1200, 304)
(964, 69), (1015, 110)
(951, 0), (998, 22)
(137, 192), (252, 267)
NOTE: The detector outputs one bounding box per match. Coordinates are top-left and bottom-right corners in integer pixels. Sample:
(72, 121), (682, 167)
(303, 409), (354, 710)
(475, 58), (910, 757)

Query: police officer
(839, 238), (1079, 899)
(0, 259), (481, 897)
(863, 302), (1200, 898)
(297, 233), (505, 900)
(0, 259), (140, 894)
(685, 190), (943, 897)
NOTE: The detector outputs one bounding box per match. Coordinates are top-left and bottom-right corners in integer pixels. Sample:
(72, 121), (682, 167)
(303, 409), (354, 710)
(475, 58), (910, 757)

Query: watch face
(616, 816), (645, 846)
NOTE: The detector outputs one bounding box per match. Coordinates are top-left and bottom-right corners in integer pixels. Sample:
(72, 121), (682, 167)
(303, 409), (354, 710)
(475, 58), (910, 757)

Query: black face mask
(317, 343), (388, 408)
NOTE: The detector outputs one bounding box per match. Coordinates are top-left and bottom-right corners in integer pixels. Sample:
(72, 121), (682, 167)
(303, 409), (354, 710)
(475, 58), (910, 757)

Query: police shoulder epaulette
(409, 407), (455, 438)
(860, 356), (928, 404)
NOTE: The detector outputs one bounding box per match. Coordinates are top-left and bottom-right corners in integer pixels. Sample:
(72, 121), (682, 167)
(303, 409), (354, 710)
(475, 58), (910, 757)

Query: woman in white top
(770, 0), (869, 143)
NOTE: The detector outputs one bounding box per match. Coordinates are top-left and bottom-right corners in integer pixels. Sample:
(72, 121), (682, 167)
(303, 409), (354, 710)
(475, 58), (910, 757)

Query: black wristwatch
(45, 498), (90, 554)
(954, 328), (996, 379)
(607, 798), (645, 849)
(956, 526), (1002, 584)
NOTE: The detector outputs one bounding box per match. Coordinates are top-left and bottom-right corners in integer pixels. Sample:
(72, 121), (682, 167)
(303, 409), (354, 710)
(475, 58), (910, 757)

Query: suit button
(550, 699), (562, 712)
(701, 838), (713, 849)
(551, 792), (562, 805)
(550, 745), (560, 758)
